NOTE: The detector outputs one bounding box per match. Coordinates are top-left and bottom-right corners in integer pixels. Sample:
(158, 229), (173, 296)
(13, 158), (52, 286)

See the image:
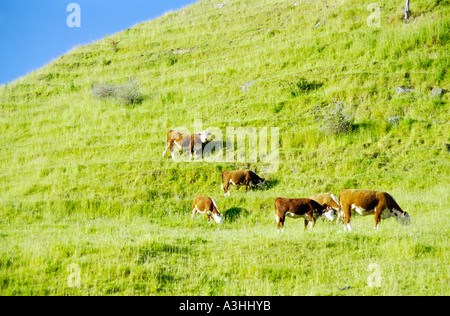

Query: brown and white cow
(338, 189), (411, 231)
(309, 193), (340, 221)
(274, 197), (335, 231)
(162, 129), (212, 160)
(192, 195), (223, 224)
(221, 170), (265, 196)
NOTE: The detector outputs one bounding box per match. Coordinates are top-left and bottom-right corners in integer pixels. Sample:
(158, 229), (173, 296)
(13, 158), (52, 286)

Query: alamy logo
(367, 3), (381, 28)
(169, 119), (280, 173)
(67, 3), (81, 28)
(67, 263), (81, 288)
(367, 263), (382, 288)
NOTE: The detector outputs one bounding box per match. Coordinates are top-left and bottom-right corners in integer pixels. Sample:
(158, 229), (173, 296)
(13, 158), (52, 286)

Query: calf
(192, 195), (223, 224)
(309, 193), (340, 221)
(338, 189), (411, 231)
(221, 170), (265, 196)
(274, 197), (335, 231)
(162, 129), (211, 160)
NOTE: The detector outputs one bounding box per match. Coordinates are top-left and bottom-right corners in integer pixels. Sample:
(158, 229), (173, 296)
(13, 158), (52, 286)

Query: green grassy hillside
(0, 0), (449, 295)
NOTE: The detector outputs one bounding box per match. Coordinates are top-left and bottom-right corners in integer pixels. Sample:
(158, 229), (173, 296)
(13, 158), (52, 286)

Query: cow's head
(211, 211), (224, 225)
(256, 178), (266, 188)
(321, 206), (335, 221)
(172, 130), (184, 140)
(397, 211), (411, 226)
(199, 130), (212, 143)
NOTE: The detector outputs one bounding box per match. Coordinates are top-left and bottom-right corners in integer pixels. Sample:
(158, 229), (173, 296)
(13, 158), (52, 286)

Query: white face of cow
(209, 198), (223, 224)
(212, 212), (224, 224)
(397, 211), (411, 226)
(256, 178), (266, 188)
(200, 131), (212, 143)
(384, 208), (411, 226)
(322, 207), (335, 221)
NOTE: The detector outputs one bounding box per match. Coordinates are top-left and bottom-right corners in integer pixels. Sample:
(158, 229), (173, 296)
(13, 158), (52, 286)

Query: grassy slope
(0, 0), (449, 295)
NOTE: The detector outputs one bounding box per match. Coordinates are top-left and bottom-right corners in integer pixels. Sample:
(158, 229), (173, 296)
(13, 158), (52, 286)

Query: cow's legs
(167, 141), (177, 159)
(342, 204), (352, 232)
(162, 142), (171, 157)
(163, 139), (178, 158)
(193, 150), (199, 160)
(191, 205), (198, 218)
(189, 134), (195, 160)
(171, 140), (182, 160)
(373, 203), (385, 229)
(304, 215), (316, 230)
(223, 183), (229, 196)
(276, 212), (285, 232)
(336, 209), (344, 224)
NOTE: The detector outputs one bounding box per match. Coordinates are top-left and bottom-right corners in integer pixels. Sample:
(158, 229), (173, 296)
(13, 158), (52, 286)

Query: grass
(1, 194), (448, 295)
(0, 0), (449, 295)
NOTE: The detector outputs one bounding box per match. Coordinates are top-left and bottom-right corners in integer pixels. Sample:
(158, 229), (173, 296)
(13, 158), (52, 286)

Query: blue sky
(0, 0), (197, 84)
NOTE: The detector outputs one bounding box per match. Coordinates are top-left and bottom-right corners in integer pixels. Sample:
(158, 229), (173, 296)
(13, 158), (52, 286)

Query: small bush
(106, 38), (119, 53)
(272, 102), (285, 114)
(115, 79), (143, 105)
(101, 58), (112, 66)
(166, 52), (178, 66)
(92, 83), (116, 99)
(288, 77), (323, 97)
(321, 100), (354, 135)
(92, 79), (143, 106)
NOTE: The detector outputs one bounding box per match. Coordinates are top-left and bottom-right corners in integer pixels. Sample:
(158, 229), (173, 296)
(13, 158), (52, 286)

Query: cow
(192, 195), (223, 224)
(274, 197), (335, 232)
(221, 170), (265, 196)
(338, 189), (411, 231)
(309, 193), (340, 221)
(162, 129), (212, 160)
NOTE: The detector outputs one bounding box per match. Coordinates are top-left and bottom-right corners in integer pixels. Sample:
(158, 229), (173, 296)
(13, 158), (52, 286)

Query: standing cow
(192, 195), (223, 224)
(338, 189), (411, 231)
(221, 170), (265, 196)
(162, 129), (211, 160)
(274, 197), (335, 231)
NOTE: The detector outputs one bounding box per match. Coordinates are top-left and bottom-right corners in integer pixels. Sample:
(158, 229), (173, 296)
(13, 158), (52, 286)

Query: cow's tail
(220, 171), (224, 190)
(337, 192), (344, 224)
(190, 133), (195, 156)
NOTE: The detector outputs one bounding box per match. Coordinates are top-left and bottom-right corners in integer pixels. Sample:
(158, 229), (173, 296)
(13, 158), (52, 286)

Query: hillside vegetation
(0, 0), (449, 295)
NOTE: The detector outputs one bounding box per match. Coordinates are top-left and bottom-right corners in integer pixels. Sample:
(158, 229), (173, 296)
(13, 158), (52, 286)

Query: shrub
(115, 79), (143, 105)
(92, 79), (143, 106)
(288, 77), (323, 97)
(166, 52), (178, 66)
(106, 38), (119, 53)
(320, 100), (354, 135)
(92, 83), (116, 99)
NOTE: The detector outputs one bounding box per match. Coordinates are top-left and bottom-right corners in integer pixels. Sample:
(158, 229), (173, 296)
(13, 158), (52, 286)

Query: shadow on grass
(223, 207), (249, 222)
(263, 177), (279, 190)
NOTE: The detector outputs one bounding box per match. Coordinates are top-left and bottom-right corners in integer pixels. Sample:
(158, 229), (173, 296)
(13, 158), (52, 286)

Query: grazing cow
(221, 170), (265, 196)
(309, 193), (340, 221)
(192, 195), (223, 224)
(162, 129), (212, 160)
(338, 189), (411, 231)
(274, 197), (335, 231)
